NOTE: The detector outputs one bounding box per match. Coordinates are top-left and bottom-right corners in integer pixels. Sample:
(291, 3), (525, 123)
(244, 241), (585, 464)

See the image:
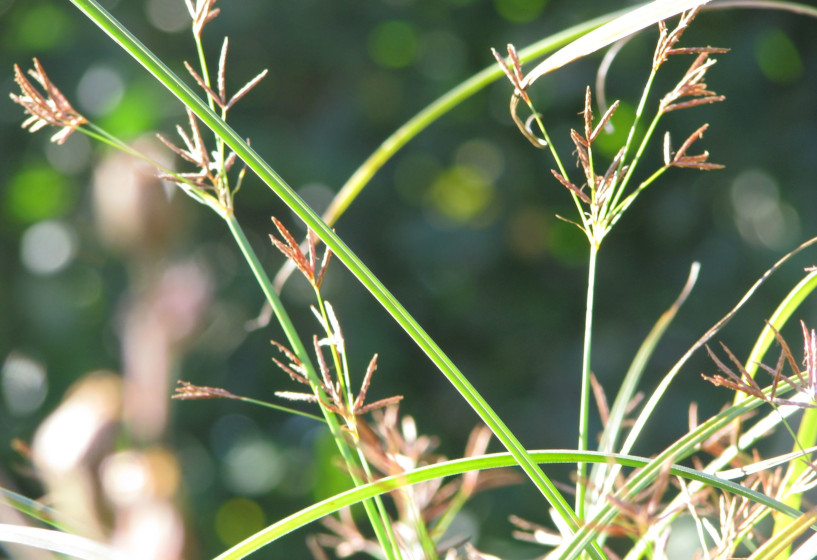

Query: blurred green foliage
(1, 1), (816, 558)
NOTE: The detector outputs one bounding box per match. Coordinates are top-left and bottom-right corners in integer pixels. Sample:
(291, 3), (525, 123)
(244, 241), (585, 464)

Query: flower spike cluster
(10, 58), (87, 145)
(704, 321), (817, 409)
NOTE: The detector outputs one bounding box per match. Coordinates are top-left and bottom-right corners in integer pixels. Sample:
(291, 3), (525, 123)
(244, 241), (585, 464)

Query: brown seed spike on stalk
(352, 354), (378, 414)
(662, 95), (725, 113)
(185, 61), (224, 110)
(701, 344), (767, 402)
(491, 44), (529, 103)
(225, 68), (268, 113)
(583, 86), (593, 142)
(590, 99), (619, 143)
(551, 169), (590, 204)
(669, 124), (723, 170)
(173, 380), (241, 400)
(270, 217), (316, 286)
(10, 58), (88, 144)
(270, 339), (309, 384)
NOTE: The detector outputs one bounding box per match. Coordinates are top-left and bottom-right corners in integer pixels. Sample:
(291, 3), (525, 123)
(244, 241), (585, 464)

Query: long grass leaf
(211, 447), (805, 560)
(521, 0), (711, 89)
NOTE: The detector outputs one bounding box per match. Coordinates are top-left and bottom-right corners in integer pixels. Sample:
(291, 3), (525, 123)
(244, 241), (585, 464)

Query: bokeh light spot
(730, 169), (799, 250)
(368, 20), (419, 69)
(426, 165), (495, 226)
(146, 0), (190, 33)
(215, 498), (265, 546)
(1, 352), (47, 417)
(45, 133), (92, 175)
(178, 438), (216, 496)
(507, 206), (550, 260)
(99, 81), (164, 136)
(4, 166), (74, 224)
(222, 437), (284, 495)
(20, 220), (77, 276)
(11, 4), (73, 51)
(77, 65), (125, 117)
(592, 101), (637, 157)
(394, 152), (441, 205)
(755, 28), (803, 85)
(493, 0), (548, 24)
(417, 30), (467, 81)
(454, 139), (505, 183)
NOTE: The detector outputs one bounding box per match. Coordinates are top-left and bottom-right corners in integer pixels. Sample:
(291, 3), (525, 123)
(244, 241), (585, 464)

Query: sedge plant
(4, 0), (817, 559)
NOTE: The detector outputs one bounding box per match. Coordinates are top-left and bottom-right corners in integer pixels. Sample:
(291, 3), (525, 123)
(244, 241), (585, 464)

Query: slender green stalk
(224, 214), (401, 560)
(233, 397), (325, 423)
(576, 242), (598, 520)
(589, 264), (699, 507)
(65, 4), (602, 551)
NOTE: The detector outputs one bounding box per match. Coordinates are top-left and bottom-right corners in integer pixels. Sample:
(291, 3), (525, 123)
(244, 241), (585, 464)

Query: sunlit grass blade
(520, 0), (711, 89)
(743, 270), (817, 555)
(748, 511), (817, 560)
(0, 525), (121, 560)
(619, 237), (817, 459)
(321, 4), (642, 229)
(210, 447), (807, 560)
(561, 382), (812, 560)
(0, 488), (69, 532)
(709, 0), (817, 19)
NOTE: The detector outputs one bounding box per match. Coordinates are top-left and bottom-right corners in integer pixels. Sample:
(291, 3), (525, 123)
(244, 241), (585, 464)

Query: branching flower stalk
(269, 218), (408, 559)
(494, 8), (726, 521)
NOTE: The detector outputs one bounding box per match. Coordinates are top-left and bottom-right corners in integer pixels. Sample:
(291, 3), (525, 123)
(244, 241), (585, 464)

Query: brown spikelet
(10, 58), (88, 145)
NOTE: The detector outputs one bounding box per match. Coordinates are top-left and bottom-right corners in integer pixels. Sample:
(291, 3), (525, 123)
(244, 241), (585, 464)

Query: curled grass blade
(210, 447), (805, 560)
(321, 4), (640, 228)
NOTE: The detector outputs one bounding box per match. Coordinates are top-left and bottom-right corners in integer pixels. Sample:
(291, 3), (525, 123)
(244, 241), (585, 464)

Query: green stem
(224, 213), (400, 560)
(576, 241), (598, 519)
(236, 397), (325, 423)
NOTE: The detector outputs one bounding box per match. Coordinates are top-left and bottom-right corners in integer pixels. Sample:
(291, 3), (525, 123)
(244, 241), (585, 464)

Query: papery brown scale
(356, 395), (404, 416)
(272, 357), (309, 385)
(271, 217), (315, 284)
(226, 69), (268, 113)
(353, 354), (378, 413)
(583, 86), (593, 142)
(270, 339), (304, 369)
(674, 123), (709, 161)
(184, 61), (224, 110)
(591, 99), (619, 143)
(667, 47), (730, 56)
(663, 95), (725, 113)
(551, 169), (591, 204)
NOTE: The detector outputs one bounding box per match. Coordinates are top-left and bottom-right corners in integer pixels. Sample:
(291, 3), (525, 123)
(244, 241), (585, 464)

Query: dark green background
(1, 0), (816, 557)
